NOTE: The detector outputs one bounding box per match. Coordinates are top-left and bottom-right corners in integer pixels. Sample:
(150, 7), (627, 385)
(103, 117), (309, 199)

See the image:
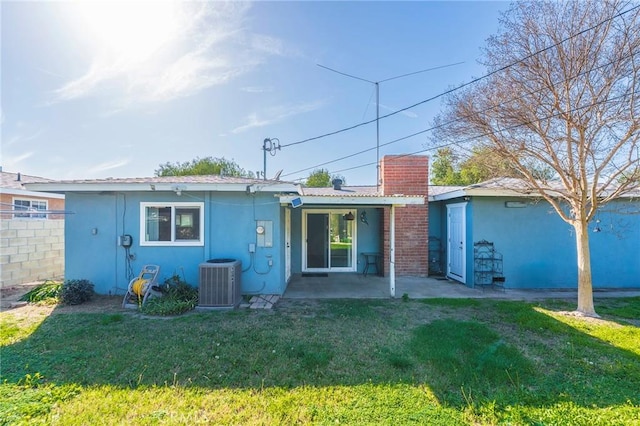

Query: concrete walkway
(283, 274), (640, 301)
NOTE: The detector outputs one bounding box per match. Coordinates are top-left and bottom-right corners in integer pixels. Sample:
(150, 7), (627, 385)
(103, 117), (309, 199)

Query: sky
(1, 1), (509, 185)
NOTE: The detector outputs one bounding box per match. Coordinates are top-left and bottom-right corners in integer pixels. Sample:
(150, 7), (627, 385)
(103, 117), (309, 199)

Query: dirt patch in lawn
(1, 296), (127, 320)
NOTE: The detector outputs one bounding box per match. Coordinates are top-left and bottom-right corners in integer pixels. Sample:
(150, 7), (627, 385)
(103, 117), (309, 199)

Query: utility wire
(326, 92), (632, 176)
(279, 4), (640, 150)
(281, 50), (638, 179)
(317, 61), (466, 85)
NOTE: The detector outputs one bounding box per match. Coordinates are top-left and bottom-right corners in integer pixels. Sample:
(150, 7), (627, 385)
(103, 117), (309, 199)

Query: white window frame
(13, 198), (48, 219)
(140, 202), (204, 246)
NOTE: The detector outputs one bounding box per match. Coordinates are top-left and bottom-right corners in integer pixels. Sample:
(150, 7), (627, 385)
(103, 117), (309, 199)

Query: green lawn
(1, 297), (639, 425)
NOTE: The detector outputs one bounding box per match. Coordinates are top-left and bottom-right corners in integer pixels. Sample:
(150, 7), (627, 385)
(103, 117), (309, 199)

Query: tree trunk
(574, 219), (597, 316)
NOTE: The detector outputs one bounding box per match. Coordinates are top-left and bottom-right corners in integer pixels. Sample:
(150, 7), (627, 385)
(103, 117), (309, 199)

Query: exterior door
(306, 213), (328, 268)
(285, 208), (291, 282)
(447, 203), (466, 283)
(303, 210), (356, 272)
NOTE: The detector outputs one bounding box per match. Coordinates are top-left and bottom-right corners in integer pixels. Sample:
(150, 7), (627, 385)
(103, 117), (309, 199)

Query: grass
(1, 297), (639, 425)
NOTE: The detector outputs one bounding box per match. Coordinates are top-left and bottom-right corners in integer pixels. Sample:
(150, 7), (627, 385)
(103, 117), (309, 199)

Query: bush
(60, 279), (94, 305)
(20, 280), (62, 304)
(140, 275), (198, 316)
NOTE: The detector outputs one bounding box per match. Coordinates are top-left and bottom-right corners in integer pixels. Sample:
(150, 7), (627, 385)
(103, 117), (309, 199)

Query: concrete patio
(283, 273), (640, 301)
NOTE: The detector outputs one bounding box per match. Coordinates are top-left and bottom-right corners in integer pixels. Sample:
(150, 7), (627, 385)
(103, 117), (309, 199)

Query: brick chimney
(380, 155), (429, 277)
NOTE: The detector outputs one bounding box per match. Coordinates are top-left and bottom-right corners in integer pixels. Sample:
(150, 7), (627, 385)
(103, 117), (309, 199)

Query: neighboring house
(25, 156), (428, 296)
(0, 168), (65, 286)
(429, 178), (640, 289)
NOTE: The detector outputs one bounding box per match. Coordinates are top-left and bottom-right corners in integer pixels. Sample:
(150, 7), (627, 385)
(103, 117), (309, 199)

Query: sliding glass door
(303, 210), (356, 272)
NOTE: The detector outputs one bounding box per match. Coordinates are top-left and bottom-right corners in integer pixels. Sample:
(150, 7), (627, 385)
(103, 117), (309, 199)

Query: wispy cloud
(3, 128), (45, 147)
(89, 158), (131, 174)
(53, 2), (287, 106)
(3, 151), (34, 169)
(230, 100), (325, 134)
(379, 103), (418, 119)
(240, 86), (275, 93)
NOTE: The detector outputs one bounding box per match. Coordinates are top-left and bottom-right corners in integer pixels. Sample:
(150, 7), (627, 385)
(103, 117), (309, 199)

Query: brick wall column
(380, 155), (429, 277)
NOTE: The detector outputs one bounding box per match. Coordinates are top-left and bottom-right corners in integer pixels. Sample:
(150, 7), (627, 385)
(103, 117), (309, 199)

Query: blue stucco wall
(471, 197), (577, 288)
(64, 191), (287, 295)
(429, 196), (640, 289)
(471, 197), (640, 288)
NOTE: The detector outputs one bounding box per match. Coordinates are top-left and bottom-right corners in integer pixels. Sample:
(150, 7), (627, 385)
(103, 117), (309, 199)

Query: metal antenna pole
(317, 61), (464, 190)
(263, 138), (269, 180)
(376, 82), (380, 189)
(262, 137), (280, 180)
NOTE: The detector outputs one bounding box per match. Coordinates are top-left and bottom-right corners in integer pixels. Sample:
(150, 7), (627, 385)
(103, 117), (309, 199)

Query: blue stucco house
(26, 155), (427, 297)
(429, 178), (640, 290)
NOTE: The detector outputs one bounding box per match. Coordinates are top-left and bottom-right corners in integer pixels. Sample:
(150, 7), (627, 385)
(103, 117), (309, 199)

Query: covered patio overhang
(279, 193), (425, 298)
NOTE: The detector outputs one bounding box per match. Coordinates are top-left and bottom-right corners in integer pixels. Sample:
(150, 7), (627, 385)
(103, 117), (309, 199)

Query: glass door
(304, 210), (356, 272)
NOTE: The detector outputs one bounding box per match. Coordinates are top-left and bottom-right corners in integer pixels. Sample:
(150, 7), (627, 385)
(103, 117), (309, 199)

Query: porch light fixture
(360, 211), (369, 225)
(344, 212), (355, 221)
(173, 185), (186, 196)
(505, 201), (527, 208)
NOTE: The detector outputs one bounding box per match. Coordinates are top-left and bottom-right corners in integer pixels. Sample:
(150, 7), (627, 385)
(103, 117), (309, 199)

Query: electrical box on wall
(118, 234), (133, 248)
(256, 220), (273, 247)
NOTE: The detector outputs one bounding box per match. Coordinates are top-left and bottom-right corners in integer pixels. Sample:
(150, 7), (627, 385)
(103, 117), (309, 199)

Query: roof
(281, 184), (424, 206)
(1, 170), (52, 190)
(428, 185), (464, 197)
(301, 185), (379, 197)
(1, 170), (64, 199)
(24, 175), (301, 193)
(430, 177), (640, 201)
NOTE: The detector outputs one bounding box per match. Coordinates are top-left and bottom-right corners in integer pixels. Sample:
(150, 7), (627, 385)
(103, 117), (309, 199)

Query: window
(140, 202), (204, 246)
(13, 199), (47, 218)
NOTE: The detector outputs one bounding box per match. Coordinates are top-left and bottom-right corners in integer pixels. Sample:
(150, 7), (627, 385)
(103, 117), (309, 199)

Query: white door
(285, 208), (291, 282)
(447, 203), (466, 283)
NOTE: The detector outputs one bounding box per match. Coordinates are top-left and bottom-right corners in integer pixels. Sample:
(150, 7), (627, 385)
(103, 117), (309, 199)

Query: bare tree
(433, 0), (640, 316)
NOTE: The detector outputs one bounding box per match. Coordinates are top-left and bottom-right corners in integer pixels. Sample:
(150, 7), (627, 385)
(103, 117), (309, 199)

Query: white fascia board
(25, 182), (299, 193)
(1, 187), (65, 199)
(429, 189), (467, 202)
(429, 188), (544, 202)
(279, 195), (424, 206)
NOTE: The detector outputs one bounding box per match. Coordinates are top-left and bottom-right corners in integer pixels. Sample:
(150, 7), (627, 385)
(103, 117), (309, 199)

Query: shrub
(20, 280), (62, 304)
(140, 275), (198, 316)
(60, 279), (95, 305)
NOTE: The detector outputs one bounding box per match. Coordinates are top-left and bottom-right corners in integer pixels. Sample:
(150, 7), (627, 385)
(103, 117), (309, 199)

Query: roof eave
(25, 182), (300, 193)
(429, 187), (561, 201)
(278, 195), (424, 206)
(0, 187), (65, 199)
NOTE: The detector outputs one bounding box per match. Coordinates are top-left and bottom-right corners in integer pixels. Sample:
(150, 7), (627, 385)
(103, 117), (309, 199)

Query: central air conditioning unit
(198, 259), (242, 308)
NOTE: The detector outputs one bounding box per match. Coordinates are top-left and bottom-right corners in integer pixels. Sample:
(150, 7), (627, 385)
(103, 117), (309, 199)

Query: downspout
(389, 204), (396, 298)
(204, 192), (211, 259)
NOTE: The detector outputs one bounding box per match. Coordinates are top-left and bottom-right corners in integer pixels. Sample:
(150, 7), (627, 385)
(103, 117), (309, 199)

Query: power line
(279, 4), (640, 150)
(326, 92), (632, 176)
(281, 49), (638, 179)
(316, 61), (466, 188)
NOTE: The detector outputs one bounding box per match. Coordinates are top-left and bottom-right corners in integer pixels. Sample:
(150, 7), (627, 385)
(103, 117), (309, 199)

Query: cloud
(53, 2), (286, 105)
(89, 158), (131, 174)
(240, 86), (275, 93)
(379, 103), (418, 119)
(3, 151), (34, 169)
(3, 128), (45, 147)
(230, 100), (325, 134)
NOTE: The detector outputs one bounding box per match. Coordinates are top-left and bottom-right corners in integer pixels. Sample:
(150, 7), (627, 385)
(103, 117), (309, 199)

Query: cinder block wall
(1, 219), (65, 286)
(380, 155), (429, 276)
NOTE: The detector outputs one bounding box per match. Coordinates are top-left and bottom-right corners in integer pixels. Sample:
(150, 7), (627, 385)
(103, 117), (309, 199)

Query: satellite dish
(272, 169), (283, 180)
